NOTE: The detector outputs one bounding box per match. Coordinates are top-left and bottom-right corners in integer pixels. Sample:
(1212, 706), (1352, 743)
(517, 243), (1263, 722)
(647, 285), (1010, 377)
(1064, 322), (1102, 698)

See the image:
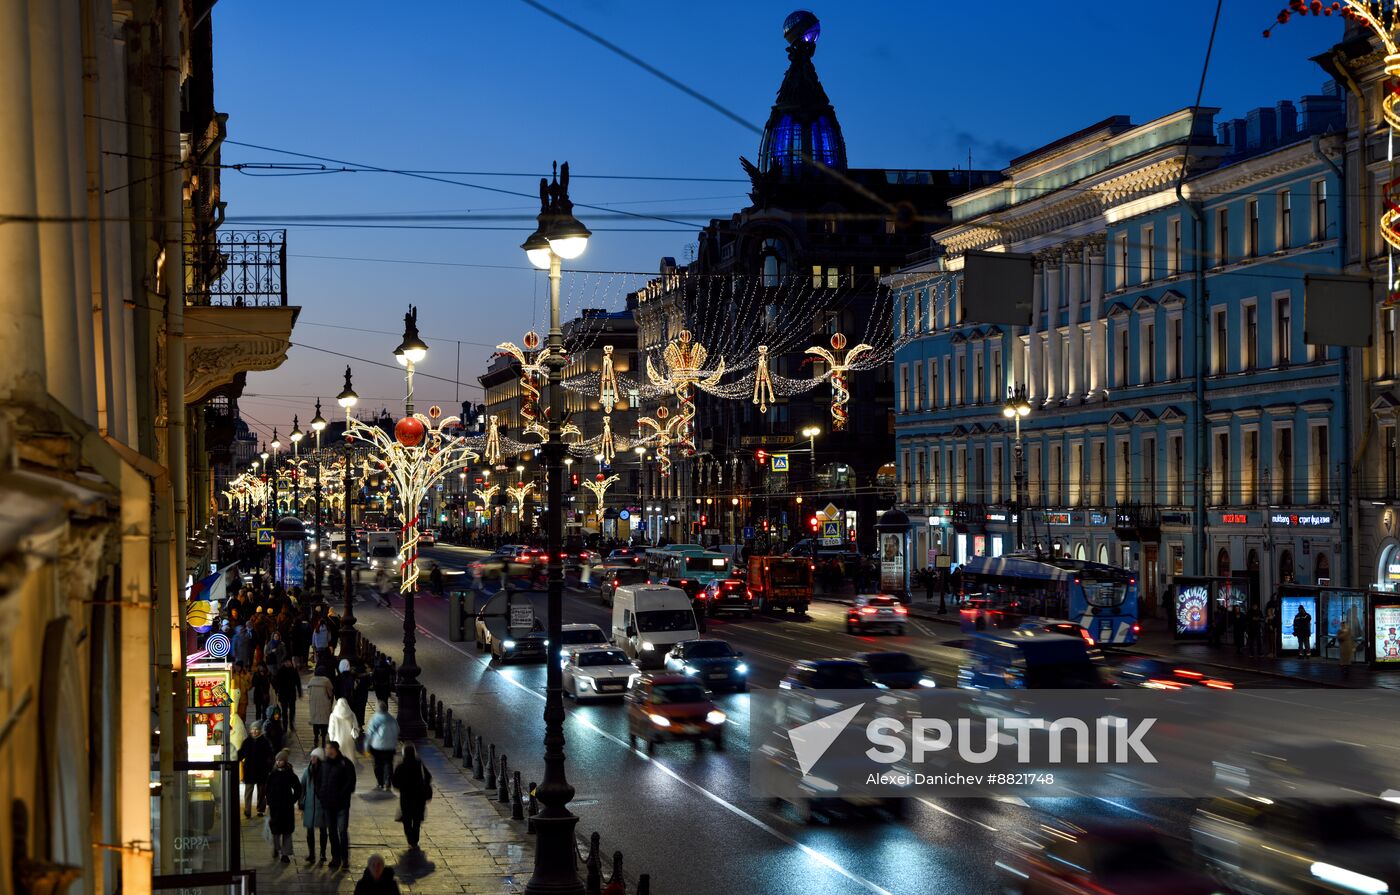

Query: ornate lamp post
(270, 429), (282, 519)
(520, 161), (590, 895)
(311, 401), (327, 599)
(336, 368), (360, 657)
(1003, 386), (1032, 551)
(290, 417), (304, 517)
(257, 447), (269, 523)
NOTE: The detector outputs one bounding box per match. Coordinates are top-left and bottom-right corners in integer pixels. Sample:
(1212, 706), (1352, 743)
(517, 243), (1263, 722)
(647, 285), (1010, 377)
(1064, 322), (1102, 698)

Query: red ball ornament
(395, 416), (426, 447)
(830, 332), (847, 351)
(595, 473), (606, 482)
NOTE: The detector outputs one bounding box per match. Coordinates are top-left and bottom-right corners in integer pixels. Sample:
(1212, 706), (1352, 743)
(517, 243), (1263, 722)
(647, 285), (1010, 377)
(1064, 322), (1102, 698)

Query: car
(606, 547), (645, 564)
(1015, 617), (1099, 647)
(596, 564), (649, 606)
(611, 584), (702, 668)
(491, 628), (548, 664)
(778, 658), (878, 690)
(1113, 656), (1233, 690)
(562, 648), (638, 701)
(625, 674), (726, 753)
(663, 639), (749, 692)
(555, 623), (610, 664)
(999, 820), (1219, 895)
(700, 577), (754, 617)
(418, 530), (436, 546)
(845, 594), (908, 635)
(854, 651), (936, 689)
(958, 630), (1112, 689)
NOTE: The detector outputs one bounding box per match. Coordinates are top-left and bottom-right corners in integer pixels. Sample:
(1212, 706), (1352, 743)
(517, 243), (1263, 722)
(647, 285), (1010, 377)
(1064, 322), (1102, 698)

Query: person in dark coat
(372, 658), (395, 703)
(1246, 605), (1265, 658)
(250, 663), (272, 721)
(336, 659), (357, 703)
(262, 705), (286, 754)
(265, 749), (303, 863)
(1292, 604), (1313, 657)
(292, 615), (312, 670)
(1231, 605), (1246, 654)
(273, 658), (302, 729)
(354, 855), (401, 895)
(300, 748), (330, 865)
(390, 743), (432, 849)
(350, 663), (372, 732)
(237, 721), (274, 818)
(319, 740), (357, 871)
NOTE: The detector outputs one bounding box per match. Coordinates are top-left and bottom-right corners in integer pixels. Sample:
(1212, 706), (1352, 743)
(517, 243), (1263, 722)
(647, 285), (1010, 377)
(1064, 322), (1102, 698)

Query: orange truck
(745, 555), (812, 614)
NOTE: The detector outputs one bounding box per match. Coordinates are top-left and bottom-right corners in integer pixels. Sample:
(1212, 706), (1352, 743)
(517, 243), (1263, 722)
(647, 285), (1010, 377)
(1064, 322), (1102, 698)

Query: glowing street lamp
(1003, 386), (1032, 550)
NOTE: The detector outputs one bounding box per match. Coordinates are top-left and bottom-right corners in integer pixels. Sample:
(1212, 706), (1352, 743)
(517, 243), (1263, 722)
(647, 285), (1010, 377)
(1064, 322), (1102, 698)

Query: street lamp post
(270, 430), (281, 520)
(336, 368), (360, 657)
(1003, 386), (1032, 551)
(392, 310), (430, 739)
(520, 162), (590, 895)
(256, 451), (267, 524)
(311, 401), (327, 600)
(290, 417), (304, 521)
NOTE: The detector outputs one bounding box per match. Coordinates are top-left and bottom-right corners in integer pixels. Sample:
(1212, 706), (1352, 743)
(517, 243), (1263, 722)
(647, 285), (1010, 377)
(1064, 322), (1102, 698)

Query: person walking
(250, 662), (271, 722)
(237, 720), (274, 818)
(336, 658), (357, 704)
(1231, 605), (1246, 655)
(1293, 604), (1313, 658)
(264, 630), (287, 672)
(306, 667), (335, 749)
(372, 657), (395, 704)
(262, 705), (286, 754)
(1246, 605), (1264, 658)
(311, 618), (331, 664)
(265, 749), (303, 863)
(319, 740), (357, 871)
(273, 657), (302, 730)
(364, 701), (400, 790)
(353, 854), (401, 895)
(390, 743), (432, 850)
(1338, 616), (1356, 679)
(1265, 606), (1281, 658)
(300, 748), (330, 865)
(328, 698), (360, 763)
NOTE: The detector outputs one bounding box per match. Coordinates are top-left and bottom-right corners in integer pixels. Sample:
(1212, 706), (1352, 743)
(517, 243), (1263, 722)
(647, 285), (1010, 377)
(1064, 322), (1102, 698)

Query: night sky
(213, 0), (1338, 440)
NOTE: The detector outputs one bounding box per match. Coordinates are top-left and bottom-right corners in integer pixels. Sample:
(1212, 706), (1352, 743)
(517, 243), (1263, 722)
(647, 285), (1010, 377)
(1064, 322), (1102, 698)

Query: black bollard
(497, 755), (510, 803)
(585, 832), (602, 895)
(511, 771), (524, 820)
(463, 727), (473, 769)
(452, 721), (463, 758)
(486, 743), (497, 790)
(637, 875), (650, 895)
(473, 735), (485, 780)
(444, 710), (454, 747)
(420, 688), (429, 721)
(434, 700), (444, 738)
(607, 851), (625, 894)
(526, 781), (538, 832)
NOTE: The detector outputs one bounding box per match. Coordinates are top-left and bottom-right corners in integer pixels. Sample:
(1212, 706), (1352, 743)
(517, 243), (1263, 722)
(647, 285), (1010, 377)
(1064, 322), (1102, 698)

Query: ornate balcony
(1114, 501), (1161, 543)
(183, 229), (299, 405)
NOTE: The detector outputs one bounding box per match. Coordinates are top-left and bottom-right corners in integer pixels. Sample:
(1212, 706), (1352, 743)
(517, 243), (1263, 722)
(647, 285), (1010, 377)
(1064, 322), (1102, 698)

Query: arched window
(1074, 543), (1087, 560)
(1314, 552), (1330, 584)
(1279, 549), (1295, 585)
(1216, 547), (1232, 577)
(1097, 544), (1109, 564)
(760, 238), (787, 288)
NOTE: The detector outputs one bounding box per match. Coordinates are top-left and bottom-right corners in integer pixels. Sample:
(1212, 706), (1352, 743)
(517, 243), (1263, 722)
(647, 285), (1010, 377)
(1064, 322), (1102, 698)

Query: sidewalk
(236, 656), (533, 893)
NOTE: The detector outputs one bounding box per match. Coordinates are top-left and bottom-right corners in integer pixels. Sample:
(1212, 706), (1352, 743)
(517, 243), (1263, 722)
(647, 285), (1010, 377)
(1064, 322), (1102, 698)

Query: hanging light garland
(646, 329), (725, 455)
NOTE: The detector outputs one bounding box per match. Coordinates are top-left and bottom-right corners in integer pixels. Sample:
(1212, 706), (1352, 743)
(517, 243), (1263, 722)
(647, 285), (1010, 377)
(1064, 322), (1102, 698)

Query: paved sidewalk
(236, 652), (532, 893)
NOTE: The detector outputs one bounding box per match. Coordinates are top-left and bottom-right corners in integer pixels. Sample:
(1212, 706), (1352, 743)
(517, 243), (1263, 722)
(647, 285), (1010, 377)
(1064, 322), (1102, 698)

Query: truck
(746, 555), (812, 614)
(365, 531), (399, 575)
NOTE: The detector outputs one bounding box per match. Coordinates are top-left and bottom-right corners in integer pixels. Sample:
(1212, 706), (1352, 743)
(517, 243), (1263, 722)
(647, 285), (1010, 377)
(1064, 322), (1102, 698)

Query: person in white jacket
(327, 698), (360, 764)
(363, 701), (400, 790)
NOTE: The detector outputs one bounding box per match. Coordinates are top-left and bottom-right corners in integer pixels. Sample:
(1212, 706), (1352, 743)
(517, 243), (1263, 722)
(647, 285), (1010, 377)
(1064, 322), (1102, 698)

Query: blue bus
(957, 554), (1140, 646)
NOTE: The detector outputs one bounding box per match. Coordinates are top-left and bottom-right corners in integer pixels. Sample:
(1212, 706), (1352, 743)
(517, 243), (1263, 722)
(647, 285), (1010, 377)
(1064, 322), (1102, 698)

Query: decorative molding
(184, 305), (299, 405)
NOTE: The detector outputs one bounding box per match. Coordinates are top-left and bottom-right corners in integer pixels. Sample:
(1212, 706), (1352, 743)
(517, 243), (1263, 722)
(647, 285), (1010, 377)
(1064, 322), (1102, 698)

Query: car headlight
(641, 641), (655, 651)
(577, 676), (594, 691)
(627, 673), (640, 689)
(502, 639), (517, 650)
(706, 710), (727, 725)
(1309, 862), (1389, 895)
(735, 663), (749, 675)
(648, 713), (670, 727)
(682, 665), (699, 676)
(918, 677), (937, 688)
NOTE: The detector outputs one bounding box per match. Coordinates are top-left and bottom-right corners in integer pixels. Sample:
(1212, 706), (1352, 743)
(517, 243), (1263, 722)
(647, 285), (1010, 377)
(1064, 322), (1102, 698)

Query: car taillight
(809, 564), (816, 571)
(1131, 623), (1141, 634)
(859, 607), (877, 615)
(1174, 669), (1204, 679)
(1079, 629), (1096, 647)
(1147, 678), (1186, 690)
(894, 605), (908, 615)
(1204, 679), (1234, 690)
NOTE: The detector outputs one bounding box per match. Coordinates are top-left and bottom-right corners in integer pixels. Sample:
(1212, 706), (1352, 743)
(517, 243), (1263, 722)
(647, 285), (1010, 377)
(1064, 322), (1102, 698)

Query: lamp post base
(524, 813), (583, 895)
(395, 680), (428, 740)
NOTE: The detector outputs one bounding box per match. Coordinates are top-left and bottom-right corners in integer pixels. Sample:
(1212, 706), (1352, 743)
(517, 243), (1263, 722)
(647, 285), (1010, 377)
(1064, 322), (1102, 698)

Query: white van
(611, 584), (700, 668)
(365, 531), (399, 573)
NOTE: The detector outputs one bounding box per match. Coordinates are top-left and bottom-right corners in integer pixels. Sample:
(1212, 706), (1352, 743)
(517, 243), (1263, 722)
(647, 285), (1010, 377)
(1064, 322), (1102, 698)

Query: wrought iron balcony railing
(185, 229), (287, 307)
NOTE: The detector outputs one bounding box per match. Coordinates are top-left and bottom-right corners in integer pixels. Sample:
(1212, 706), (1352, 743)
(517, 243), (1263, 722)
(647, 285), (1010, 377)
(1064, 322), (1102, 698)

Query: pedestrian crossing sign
(822, 520), (840, 539)
(770, 453), (790, 472)
(256, 527), (273, 546)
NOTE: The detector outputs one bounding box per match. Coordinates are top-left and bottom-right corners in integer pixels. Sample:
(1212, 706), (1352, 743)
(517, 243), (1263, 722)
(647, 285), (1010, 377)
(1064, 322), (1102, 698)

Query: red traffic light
(756, 449), (767, 465)
(809, 515), (820, 531)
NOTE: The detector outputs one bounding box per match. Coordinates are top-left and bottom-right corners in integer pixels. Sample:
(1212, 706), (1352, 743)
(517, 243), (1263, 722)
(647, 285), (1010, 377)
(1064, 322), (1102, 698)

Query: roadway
(344, 544), (1296, 895)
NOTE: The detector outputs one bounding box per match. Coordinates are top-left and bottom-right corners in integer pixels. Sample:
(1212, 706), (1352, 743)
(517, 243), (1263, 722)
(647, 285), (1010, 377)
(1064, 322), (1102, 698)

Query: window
(900, 365), (909, 412)
(912, 450), (924, 503)
(956, 355), (966, 405)
(912, 362), (922, 410)
(991, 348), (1002, 400)
(1142, 320), (1157, 384)
(1276, 297), (1291, 367)
(1070, 443), (1084, 506)
(872, 265), (882, 278)
(1312, 178), (1327, 241)
(1169, 316), (1183, 380)
(1244, 429), (1259, 504)
(1169, 434), (1184, 505)
(1312, 423), (1330, 504)
(973, 349), (984, 404)
(1244, 303), (1258, 370)
(1276, 426), (1294, 504)
(1278, 189), (1292, 249)
(1384, 424), (1397, 498)
(1385, 309), (1398, 379)
(1095, 441), (1107, 505)
(973, 446), (986, 501)
(1142, 435), (1157, 503)
(826, 267), (839, 288)
(1141, 225), (1155, 281)
(1049, 444), (1063, 505)
(1213, 309), (1228, 374)
(811, 265), (822, 289)
(1117, 439), (1131, 503)
(1029, 444), (1043, 504)
(1246, 199), (1259, 258)
(1116, 233), (1129, 287)
(1060, 332), (1070, 395)
(957, 446), (968, 500)
(1115, 325), (1129, 387)
(928, 358), (938, 408)
(992, 444), (1004, 502)
(1214, 432), (1231, 505)
(942, 357), (951, 407)
(901, 452), (912, 502)
(1168, 217), (1182, 275)
(1215, 208), (1229, 266)
(823, 216), (837, 235)
(884, 218), (896, 235)
(932, 451), (943, 501)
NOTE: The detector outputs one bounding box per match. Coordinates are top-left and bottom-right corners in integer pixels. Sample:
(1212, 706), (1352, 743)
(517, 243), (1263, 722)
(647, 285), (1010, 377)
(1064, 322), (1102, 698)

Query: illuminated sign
(1376, 604), (1400, 663)
(1045, 512), (1072, 525)
(1175, 585), (1210, 636)
(770, 453), (790, 472)
(1270, 512), (1334, 527)
(984, 511), (1008, 523)
(1089, 512), (1109, 525)
(1220, 513), (1249, 524)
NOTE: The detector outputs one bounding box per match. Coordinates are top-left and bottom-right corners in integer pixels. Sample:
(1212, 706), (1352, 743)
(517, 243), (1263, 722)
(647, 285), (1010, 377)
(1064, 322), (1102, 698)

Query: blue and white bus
(957, 554), (1140, 646)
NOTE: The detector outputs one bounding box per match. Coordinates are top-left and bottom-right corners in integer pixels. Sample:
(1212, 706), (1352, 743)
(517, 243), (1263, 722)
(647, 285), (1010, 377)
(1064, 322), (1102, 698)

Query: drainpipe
(1312, 135), (1353, 588)
(1175, 135), (1208, 577)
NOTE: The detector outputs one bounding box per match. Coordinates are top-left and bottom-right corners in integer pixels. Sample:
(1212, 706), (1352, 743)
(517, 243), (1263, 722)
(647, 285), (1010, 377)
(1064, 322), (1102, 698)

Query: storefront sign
(1220, 513), (1249, 525)
(1270, 512), (1334, 527)
(1089, 512), (1109, 526)
(1376, 604), (1400, 663)
(1045, 512), (1073, 525)
(1175, 584), (1211, 637)
(984, 511), (1008, 523)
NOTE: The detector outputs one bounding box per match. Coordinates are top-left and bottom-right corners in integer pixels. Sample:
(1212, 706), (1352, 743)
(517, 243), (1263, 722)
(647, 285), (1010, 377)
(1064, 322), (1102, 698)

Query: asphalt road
(345, 544), (1304, 895)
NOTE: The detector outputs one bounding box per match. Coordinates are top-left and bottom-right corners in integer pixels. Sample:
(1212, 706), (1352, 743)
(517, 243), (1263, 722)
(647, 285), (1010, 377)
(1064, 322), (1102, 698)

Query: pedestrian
(351, 663), (372, 737)
(273, 657), (302, 730)
(232, 624), (255, 667)
(1338, 617), (1356, 679)
(306, 666), (335, 749)
(262, 705), (286, 754)
(293, 614), (312, 670)
(353, 854), (401, 895)
(1265, 606), (1280, 658)
(336, 658), (357, 704)
(429, 562), (444, 596)
(264, 630), (286, 672)
(237, 720), (273, 818)
(1246, 605), (1264, 658)
(376, 571), (392, 608)
(1293, 604), (1313, 658)
(372, 657), (395, 704)
(319, 740), (357, 871)
(365, 700), (400, 790)
(300, 748), (330, 865)
(329, 697), (360, 761)
(1231, 605), (1246, 655)
(311, 618), (331, 661)
(251, 662), (271, 721)
(265, 748), (303, 863)
(390, 743), (432, 850)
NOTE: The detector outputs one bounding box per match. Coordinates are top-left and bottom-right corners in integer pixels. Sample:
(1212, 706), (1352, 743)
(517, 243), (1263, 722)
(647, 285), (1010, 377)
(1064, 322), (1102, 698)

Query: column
(1028, 262), (1043, 402)
(1066, 247), (1083, 399)
(1045, 258), (1062, 402)
(61, 0), (97, 423)
(0, 0), (46, 404)
(1088, 239), (1106, 394)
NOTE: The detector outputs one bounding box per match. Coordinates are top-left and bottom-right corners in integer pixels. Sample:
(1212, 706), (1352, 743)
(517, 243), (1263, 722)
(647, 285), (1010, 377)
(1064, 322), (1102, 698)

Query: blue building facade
(891, 90), (1347, 616)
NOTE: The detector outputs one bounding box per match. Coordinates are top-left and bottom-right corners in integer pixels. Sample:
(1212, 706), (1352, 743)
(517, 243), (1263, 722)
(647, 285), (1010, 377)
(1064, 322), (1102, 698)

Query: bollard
(526, 781), (538, 833)
(486, 744), (497, 791)
(420, 688), (429, 720)
(584, 832), (602, 895)
(511, 771), (524, 820)
(636, 875), (650, 895)
(433, 700), (444, 737)
(604, 851), (625, 895)
(463, 727), (473, 769)
(497, 755), (510, 803)
(443, 710), (454, 747)
(473, 736), (485, 780)
(454, 721), (465, 758)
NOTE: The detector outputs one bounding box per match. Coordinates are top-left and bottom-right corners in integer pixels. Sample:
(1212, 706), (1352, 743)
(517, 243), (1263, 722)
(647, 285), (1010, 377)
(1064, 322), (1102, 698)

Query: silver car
(563, 648), (639, 702)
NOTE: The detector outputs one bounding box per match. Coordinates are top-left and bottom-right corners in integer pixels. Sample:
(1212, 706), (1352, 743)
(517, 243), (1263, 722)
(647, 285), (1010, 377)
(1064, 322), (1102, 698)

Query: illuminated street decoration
(599, 414), (617, 464)
(646, 329), (725, 455)
(484, 414), (503, 465)
(599, 344), (620, 413)
(474, 483), (501, 509)
(506, 480), (537, 519)
(497, 332), (547, 432)
(582, 474), (620, 522)
(805, 332), (872, 431)
(346, 403), (478, 595)
(637, 405), (685, 477)
(752, 344), (776, 413)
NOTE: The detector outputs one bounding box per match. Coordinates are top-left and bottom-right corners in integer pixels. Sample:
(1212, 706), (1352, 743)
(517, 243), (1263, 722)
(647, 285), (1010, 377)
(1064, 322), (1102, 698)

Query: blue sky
(213, 0), (1342, 440)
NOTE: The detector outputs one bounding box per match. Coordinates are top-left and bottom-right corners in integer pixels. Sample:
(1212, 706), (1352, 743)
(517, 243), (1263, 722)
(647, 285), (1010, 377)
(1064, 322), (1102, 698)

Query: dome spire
(755, 10), (847, 179)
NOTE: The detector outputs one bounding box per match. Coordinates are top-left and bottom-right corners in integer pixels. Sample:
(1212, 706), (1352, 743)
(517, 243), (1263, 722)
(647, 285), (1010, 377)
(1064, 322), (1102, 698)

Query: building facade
(892, 91), (1347, 615)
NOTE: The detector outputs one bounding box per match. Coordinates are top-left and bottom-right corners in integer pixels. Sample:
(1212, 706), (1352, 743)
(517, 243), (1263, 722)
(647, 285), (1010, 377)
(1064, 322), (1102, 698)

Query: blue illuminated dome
(758, 11), (847, 179)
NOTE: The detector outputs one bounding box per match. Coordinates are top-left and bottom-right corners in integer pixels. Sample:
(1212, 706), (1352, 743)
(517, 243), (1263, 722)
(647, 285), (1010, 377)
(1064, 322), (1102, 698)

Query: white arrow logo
(788, 703), (865, 778)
